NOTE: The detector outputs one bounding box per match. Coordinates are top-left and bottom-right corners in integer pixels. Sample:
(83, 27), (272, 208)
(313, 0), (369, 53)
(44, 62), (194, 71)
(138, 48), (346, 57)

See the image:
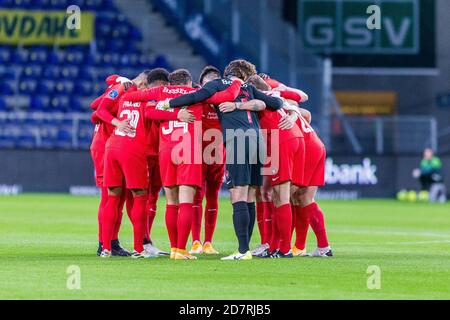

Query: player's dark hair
(247, 75), (271, 91)
(199, 65), (221, 85)
(169, 69), (193, 86)
(147, 68), (169, 85)
(223, 59), (257, 81)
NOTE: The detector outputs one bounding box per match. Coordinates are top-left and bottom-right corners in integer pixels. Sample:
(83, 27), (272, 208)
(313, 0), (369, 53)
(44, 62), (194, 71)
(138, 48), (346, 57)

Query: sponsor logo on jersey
(162, 87), (196, 95)
(108, 89), (119, 99)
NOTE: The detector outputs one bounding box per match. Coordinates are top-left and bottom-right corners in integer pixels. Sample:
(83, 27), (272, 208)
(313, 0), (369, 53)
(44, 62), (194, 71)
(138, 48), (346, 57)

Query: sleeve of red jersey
(145, 105), (179, 121)
(91, 111), (101, 124)
(94, 84), (126, 124)
(105, 74), (120, 86)
(124, 87), (161, 102)
(279, 90), (302, 103)
(205, 80), (241, 105)
(90, 95), (104, 111)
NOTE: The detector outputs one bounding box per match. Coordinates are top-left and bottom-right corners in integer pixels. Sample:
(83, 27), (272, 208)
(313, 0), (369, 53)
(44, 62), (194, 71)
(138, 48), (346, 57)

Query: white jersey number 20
(115, 110), (139, 138)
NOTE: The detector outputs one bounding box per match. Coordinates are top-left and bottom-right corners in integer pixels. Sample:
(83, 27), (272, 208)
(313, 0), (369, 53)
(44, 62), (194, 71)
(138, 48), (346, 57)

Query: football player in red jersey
(90, 73), (146, 257)
(260, 74), (332, 257)
(291, 114), (332, 257)
(140, 69), (171, 257)
(96, 74), (161, 258)
(124, 69), (241, 260)
(246, 75), (305, 258)
(189, 66), (227, 256)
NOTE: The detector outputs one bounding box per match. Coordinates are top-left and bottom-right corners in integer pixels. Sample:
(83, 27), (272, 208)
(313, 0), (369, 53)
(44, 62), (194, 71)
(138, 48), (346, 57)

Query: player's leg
(143, 156), (167, 256)
(221, 184), (252, 261)
(290, 137), (307, 256)
(128, 188), (153, 258)
(255, 188), (265, 245)
(91, 148), (108, 255)
(96, 186), (108, 256)
(221, 137), (254, 261)
(174, 185), (198, 260)
(247, 186), (257, 242)
(296, 186), (332, 257)
(190, 184), (204, 254)
(202, 178), (221, 254)
(100, 149), (124, 257)
(108, 186), (132, 256)
(201, 160), (224, 254)
(292, 186), (310, 256)
(159, 149), (179, 258)
(252, 176), (273, 256)
(120, 152), (153, 258)
(300, 140), (331, 257)
(164, 186), (179, 258)
(101, 186), (122, 256)
(271, 181), (293, 257)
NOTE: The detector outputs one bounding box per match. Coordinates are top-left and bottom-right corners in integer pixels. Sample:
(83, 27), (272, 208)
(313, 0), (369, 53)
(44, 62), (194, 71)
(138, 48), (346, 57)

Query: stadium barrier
(1, 150), (448, 198)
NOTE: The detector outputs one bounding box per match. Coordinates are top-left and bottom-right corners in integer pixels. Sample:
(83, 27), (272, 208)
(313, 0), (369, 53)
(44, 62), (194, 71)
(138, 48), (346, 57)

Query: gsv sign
(300, 0), (419, 54)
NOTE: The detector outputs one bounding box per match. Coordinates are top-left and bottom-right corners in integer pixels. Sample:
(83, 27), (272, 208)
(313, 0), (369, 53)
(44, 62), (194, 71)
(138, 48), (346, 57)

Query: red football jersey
(202, 104), (221, 131)
(155, 86), (203, 154)
(125, 83), (238, 155)
(105, 96), (151, 157)
(296, 116), (316, 140)
(258, 91), (303, 142)
(90, 83), (127, 153)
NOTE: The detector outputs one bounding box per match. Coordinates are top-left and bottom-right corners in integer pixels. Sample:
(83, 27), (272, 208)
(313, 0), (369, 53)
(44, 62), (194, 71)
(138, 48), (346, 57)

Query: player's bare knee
(131, 189), (147, 197)
(230, 186), (248, 204)
(108, 187), (122, 196)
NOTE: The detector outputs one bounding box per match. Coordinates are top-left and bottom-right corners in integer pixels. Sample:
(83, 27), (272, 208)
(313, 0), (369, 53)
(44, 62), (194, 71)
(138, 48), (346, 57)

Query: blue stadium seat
(0, 83), (15, 95)
(17, 126), (37, 149)
(0, 0), (15, 8)
(0, 0), (174, 150)
(43, 66), (60, 80)
(55, 126), (73, 149)
(0, 97), (6, 111)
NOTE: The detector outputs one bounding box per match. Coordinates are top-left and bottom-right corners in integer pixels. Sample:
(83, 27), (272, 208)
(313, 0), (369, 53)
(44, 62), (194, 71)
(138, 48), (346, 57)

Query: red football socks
(97, 187), (108, 242)
(165, 204), (179, 249)
(203, 185), (219, 243)
(191, 203), (202, 243)
(256, 201), (265, 244)
(177, 203), (194, 250)
(263, 201), (274, 245)
(293, 204), (309, 250)
(309, 203), (329, 248)
(101, 195), (121, 251)
(130, 195), (148, 253)
(275, 203), (293, 254)
(146, 202), (157, 242)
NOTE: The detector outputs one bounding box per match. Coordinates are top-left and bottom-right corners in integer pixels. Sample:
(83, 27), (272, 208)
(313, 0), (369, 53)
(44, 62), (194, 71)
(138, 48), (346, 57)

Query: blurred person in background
(413, 148), (443, 191)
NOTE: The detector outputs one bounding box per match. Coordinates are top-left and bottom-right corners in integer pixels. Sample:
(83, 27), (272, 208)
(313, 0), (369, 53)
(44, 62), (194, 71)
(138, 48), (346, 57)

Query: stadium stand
(0, 0), (172, 149)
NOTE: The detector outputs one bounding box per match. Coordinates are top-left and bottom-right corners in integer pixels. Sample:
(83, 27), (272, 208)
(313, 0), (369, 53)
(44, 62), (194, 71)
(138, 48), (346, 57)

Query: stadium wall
(1, 151), (449, 198)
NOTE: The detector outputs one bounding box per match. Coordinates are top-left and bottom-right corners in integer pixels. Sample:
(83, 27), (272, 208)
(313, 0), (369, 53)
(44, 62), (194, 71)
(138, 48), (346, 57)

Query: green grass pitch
(0, 194), (449, 300)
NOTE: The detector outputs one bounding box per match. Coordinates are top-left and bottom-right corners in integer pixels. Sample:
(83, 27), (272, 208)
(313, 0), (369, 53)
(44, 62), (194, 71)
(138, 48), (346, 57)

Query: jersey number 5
(115, 110), (139, 138)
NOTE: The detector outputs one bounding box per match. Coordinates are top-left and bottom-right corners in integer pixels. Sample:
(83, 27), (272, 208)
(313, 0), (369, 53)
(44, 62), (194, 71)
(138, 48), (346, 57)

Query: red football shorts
(203, 162), (225, 185)
(103, 148), (149, 189)
(90, 149), (105, 187)
(159, 148), (202, 188)
(270, 137), (305, 186)
(147, 155), (162, 190)
(303, 135), (326, 187)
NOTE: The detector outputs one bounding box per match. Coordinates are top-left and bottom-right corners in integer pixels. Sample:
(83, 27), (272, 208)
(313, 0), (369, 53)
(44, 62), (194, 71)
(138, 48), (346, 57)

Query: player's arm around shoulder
(205, 79), (241, 105)
(218, 99), (266, 113)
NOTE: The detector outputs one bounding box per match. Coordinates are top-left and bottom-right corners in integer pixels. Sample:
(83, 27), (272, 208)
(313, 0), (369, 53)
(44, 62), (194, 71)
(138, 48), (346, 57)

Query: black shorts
(224, 133), (265, 189)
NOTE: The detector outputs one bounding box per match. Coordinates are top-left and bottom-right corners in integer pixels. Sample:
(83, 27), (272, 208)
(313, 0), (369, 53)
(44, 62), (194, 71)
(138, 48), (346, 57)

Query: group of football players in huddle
(90, 59), (331, 261)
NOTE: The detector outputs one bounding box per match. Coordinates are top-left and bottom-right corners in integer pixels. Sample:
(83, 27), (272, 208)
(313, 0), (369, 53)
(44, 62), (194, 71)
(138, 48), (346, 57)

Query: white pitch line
(332, 228), (450, 238)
